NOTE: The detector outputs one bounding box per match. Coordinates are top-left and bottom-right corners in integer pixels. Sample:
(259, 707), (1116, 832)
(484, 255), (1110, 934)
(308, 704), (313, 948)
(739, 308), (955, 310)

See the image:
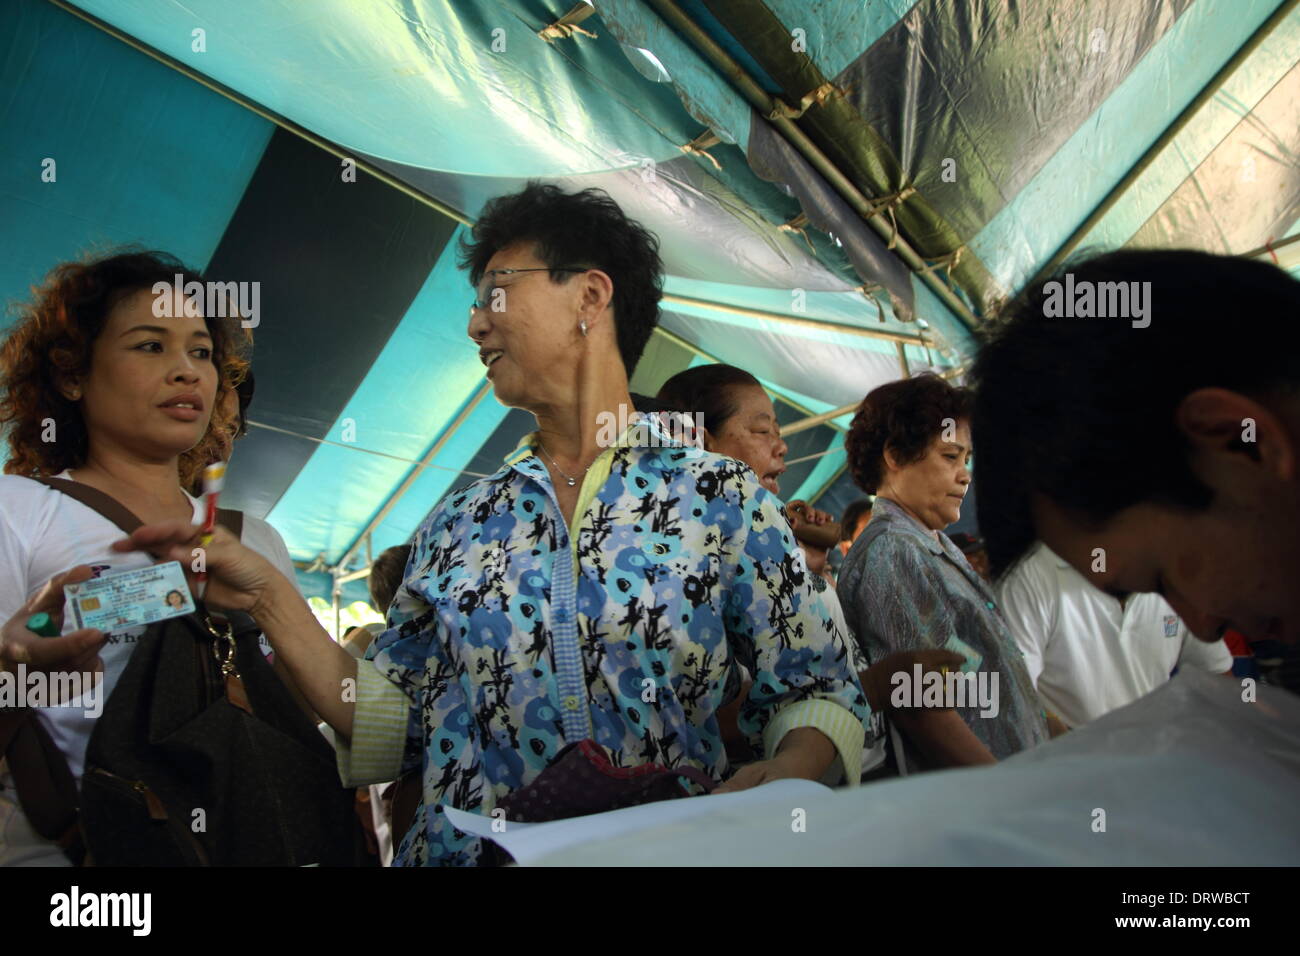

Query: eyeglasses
(470, 267), (588, 314)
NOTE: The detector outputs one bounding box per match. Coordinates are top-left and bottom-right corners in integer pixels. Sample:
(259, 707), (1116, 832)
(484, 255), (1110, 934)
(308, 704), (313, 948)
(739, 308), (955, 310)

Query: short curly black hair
(971, 248), (1300, 581)
(845, 373), (972, 494)
(458, 182), (663, 377)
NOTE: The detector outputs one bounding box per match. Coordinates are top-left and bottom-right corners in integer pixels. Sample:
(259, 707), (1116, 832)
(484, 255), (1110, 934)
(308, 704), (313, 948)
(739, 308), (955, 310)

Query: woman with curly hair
(837, 373), (1052, 774)
(0, 250), (304, 865)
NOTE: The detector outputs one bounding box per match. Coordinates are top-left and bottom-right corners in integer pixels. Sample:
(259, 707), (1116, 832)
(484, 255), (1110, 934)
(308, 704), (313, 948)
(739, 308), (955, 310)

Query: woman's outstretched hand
(110, 521), (280, 616)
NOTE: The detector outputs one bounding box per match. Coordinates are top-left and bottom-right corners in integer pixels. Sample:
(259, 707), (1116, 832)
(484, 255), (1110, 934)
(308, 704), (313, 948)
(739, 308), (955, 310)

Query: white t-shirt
(997, 543), (1232, 727)
(0, 472), (302, 781)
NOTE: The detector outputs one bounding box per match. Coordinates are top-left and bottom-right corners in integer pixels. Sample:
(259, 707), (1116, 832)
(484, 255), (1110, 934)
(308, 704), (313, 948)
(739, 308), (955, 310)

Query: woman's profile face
(466, 242), (601, 412)
(882, 419), (972, 530)
(166, 591), (184, 608)
(74, 288), (219, 464)
(706, 384), (787, 495)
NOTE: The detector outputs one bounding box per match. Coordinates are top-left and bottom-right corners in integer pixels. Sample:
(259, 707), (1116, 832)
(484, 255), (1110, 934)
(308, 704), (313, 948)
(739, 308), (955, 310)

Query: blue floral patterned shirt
(363, 413), (868, 865)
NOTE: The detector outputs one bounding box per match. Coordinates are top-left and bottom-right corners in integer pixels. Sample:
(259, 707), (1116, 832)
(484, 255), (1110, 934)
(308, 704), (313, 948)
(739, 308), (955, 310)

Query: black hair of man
(970, 248), (1300, 580)
(838, 498), (874, 543)
(368, 544), (413, 616)
(629, 392), (674, 414)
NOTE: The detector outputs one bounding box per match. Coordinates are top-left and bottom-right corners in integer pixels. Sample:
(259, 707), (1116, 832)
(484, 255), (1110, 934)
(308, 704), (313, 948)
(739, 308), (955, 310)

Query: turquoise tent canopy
(3, 0), (1297, 608)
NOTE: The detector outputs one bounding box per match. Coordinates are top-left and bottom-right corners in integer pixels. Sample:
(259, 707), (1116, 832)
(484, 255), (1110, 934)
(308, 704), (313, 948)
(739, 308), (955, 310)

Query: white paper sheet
(445, 777), (831, 865)
(522, 669), (1300, 866)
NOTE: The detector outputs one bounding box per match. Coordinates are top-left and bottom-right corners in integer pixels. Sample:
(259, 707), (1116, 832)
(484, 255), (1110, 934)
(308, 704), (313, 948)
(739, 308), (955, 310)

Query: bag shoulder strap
(30, 476), (143, 536)
(29, 476), (245, 538)
(216, 508), (243, 539)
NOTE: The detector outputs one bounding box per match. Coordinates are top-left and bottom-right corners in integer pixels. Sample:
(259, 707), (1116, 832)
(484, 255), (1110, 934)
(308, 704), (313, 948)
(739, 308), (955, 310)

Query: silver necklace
(536, 438), (589, 487)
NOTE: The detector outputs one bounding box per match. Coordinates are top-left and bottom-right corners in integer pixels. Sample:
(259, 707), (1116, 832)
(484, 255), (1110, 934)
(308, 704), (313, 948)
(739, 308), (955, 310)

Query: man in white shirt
(997, 543), (1232, 727)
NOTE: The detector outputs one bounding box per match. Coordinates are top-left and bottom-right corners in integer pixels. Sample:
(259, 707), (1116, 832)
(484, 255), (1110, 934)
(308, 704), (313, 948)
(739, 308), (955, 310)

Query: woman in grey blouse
(837, 374), (1050, 772)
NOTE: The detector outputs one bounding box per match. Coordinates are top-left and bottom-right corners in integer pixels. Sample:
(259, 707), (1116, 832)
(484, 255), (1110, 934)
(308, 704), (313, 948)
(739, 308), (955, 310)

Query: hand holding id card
(65, 561), (195, 633)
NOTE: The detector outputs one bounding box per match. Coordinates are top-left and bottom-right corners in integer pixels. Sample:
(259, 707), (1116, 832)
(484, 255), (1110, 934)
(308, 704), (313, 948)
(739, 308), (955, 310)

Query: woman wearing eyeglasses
(112, 183), (869, 866)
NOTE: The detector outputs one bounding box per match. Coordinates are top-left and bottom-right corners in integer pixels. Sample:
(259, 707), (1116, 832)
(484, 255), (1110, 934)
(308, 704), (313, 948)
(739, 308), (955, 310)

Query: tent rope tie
(851, 283), (888, 323)
(680, 130), (723, 170)
(539, 3), (599, 42)
(868, 291), (886, 323)
(861, 185), (916, 249)
(778, 212), (818, 255)
(920, 329), (934, 366)
(539, 21), (598, 41)
(915, 246), (965, 286)
(768, 82), (844, 121)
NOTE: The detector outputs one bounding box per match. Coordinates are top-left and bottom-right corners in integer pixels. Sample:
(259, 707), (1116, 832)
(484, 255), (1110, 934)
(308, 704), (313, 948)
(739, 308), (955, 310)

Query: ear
(881, 444), (904, 474)
(1175, 387), (1296, 482)
(701, 426), (716, 452)
(576, 269), (615, 323)
(54, 372), (82, 402)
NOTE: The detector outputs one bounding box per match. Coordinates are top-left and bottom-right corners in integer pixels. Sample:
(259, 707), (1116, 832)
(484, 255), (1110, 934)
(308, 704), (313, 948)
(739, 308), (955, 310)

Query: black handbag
(17, 476), (366, 866)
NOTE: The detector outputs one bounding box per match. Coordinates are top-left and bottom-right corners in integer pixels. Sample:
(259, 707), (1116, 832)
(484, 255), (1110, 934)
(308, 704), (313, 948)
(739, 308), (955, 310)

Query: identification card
(945, 633), (985, 673)
(65, 561), (195, 632)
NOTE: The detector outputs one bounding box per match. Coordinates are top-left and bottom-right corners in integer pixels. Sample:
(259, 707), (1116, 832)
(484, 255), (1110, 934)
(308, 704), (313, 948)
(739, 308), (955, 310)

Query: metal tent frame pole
(645, 0), (983, 335)
(331, 381), (494, 577)
(661, 292), (929, 346)
(780, 403), (858, 438)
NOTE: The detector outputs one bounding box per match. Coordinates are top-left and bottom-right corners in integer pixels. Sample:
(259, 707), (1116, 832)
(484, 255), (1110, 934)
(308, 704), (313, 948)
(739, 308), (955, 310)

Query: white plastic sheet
(524, 669), (1300, 865)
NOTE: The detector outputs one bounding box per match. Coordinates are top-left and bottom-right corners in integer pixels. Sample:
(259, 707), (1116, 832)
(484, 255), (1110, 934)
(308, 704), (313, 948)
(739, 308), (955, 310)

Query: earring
(579, 319), (588, 337)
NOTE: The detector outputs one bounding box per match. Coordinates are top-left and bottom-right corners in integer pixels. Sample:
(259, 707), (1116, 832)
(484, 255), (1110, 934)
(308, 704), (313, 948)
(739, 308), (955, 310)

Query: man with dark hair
(368, 544), (411, 618)
(971, 248), (1300, 649)
(459, 181), (663, 377)
(837, 498), (873, 559)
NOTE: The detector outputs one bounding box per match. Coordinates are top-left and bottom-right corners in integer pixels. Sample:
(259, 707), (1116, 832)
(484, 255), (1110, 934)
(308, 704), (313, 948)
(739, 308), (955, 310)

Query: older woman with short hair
(837, 373), (1047, 772)
(113, 183), (868, 865)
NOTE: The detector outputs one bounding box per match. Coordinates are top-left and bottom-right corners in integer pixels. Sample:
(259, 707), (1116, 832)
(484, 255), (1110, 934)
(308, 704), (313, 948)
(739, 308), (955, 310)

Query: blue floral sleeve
(722, 483), (869, 750)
